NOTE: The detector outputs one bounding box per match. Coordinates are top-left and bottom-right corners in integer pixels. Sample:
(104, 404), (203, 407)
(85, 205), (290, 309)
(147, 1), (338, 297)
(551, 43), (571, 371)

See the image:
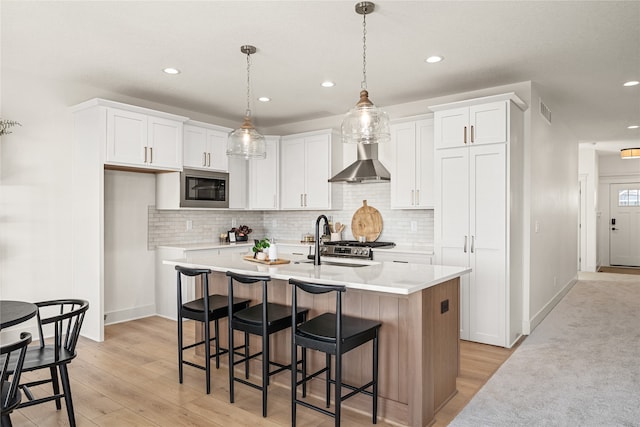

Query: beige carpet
(451, 275), (640, 426)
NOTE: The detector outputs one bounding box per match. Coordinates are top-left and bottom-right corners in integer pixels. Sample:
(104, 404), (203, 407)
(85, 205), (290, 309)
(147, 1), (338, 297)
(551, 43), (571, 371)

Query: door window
(618, 188), (640, 207)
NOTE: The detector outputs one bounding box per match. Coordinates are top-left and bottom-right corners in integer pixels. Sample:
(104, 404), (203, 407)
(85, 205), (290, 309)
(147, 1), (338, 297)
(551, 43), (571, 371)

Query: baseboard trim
(104, 304), (156, 326)
(524, 276), (577, 334)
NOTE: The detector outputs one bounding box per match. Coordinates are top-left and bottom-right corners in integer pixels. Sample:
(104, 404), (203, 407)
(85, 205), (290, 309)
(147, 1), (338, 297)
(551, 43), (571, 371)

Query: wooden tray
(351, 200), (383, 242)
(243, 255), (290, 265)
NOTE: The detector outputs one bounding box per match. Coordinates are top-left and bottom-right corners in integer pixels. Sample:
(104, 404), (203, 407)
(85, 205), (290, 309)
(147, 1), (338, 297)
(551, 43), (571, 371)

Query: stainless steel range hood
(329, 143), (390, 183)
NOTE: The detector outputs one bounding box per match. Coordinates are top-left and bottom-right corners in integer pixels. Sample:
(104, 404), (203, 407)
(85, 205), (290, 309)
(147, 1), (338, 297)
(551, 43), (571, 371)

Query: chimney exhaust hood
(329, 143), (390, 183)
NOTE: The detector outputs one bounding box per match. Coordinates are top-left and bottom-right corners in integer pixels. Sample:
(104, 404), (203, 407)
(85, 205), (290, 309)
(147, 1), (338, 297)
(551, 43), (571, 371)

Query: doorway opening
(609, 182), (640, 267)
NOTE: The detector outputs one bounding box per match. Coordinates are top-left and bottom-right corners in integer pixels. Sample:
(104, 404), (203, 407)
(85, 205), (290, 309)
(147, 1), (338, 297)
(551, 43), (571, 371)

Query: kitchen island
(164, 252), (470, 426)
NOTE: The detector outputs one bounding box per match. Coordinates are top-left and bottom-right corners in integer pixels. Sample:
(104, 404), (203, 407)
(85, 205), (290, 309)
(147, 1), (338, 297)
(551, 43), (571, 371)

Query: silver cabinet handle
(471, 125), (475, 143)
(202, 152), (206, 166)
(144, 146), (148, 163)
(464, 126), (467, 144)
(471, 235), (475, 253)
(273, 195), (276, 208)
(300, 194), (304, 207)
(464, 235), (468, 253)
(416, 189), (420, 206)
(411, 190), (414, 205)
(149, 147), (153, 163)
(207, 153), (211, 167)
(304, 193), (308, 207)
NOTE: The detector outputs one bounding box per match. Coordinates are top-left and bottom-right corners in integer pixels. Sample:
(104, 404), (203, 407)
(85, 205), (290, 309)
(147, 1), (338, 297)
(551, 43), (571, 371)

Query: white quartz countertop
(157, 240), (433, 255)
(163, 252), (469, 296)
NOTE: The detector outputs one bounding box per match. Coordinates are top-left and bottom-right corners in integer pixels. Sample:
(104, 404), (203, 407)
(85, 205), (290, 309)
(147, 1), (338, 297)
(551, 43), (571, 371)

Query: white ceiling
(2, 1), (639, 154)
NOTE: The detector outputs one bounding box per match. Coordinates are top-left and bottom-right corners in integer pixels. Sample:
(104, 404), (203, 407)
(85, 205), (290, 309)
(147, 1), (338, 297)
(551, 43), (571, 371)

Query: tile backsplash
(148, 183), (433, 249)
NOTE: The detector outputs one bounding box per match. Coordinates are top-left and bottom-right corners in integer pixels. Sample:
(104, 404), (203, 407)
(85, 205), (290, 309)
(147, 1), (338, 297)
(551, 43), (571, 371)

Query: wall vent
(539, 98), (552, 125)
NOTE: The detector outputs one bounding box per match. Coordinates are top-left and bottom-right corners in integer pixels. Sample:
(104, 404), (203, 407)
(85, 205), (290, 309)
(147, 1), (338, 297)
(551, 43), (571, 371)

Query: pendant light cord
(245, 51), (252, 117)
(361, 11), (367, 90)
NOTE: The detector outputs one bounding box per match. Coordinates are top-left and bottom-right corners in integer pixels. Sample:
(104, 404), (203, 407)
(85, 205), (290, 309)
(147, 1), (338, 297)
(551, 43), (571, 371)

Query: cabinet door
(390, 122), (417, 208)
(468, 144), (506, 346)
(148, 116), (182, 170)
(249, 136), (279, 209)
(106, 108), (147, 166)
(469, 101), (507, 145)
(183, 125), (208, 169)
(415, 119), (434, 208)
(228, 156), (247, 209)
(304, 134), (331, 209)
(435, 146), (470, 338)
(434, 107), (468, 149)
(280, 137), (306, 209)
(207, 129), (229, 171)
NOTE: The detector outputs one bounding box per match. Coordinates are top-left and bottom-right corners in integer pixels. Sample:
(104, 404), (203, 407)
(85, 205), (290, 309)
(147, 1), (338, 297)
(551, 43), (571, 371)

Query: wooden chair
(289, 278), (381, 426)
(17, 299), (89, 427)
(176, 265), (250, 394)
(1, 332), (32, 427)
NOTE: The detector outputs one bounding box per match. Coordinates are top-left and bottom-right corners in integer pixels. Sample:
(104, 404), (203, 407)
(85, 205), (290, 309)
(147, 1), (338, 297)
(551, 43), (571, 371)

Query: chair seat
(182, 295), (250, 321)
(234, 302), (306, 330)
(1, 384), (22, 414)
(297, 312), (381, 354)
(7, 346), (76, 373)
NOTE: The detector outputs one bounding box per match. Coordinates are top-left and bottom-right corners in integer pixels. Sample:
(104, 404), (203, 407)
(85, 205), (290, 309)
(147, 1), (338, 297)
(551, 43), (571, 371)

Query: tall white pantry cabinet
(431, 93), (526, 348)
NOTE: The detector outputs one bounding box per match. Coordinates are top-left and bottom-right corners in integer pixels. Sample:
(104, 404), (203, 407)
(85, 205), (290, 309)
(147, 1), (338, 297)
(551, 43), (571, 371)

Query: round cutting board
(351, 200), (382, 242)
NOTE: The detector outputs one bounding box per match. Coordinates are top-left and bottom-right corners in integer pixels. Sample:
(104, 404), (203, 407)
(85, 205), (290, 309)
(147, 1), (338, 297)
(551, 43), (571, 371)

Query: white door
(390, 122), (416, 208)
(610, 182), (640, 266)
(415, 119), (435, 208)
(106, 108), (147, 165)
(148, 116), (182, 170)
(469, 101), (507, 145)
(280, 137), (306, 209)
(207, 129), (229, 171)
(183, 125), (208, 169)
(304, 134), (331, 209)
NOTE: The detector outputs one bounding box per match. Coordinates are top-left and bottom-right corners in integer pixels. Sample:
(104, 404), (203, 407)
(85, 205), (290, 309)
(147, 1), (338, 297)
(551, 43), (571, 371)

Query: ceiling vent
(539, 98), (552, 125)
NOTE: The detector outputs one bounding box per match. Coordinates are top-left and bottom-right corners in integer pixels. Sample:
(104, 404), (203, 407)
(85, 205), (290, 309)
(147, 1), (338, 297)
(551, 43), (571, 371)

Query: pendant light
(620, 148), (640, 159)
(227, 45), (266, 159)
(341, 1), (390, 144)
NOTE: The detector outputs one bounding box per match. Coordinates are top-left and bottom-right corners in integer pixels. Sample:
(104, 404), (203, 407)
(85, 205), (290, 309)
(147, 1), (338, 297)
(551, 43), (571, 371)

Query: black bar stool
(289, 278), (381, 426)
(176, 266), (250, 394)
(226, 271), (309, 417)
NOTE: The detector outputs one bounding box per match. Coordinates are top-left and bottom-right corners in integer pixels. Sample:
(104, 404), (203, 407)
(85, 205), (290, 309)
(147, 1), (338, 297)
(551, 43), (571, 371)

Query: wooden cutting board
(243, 255), (290, 265)
(351, 200), (382, 242)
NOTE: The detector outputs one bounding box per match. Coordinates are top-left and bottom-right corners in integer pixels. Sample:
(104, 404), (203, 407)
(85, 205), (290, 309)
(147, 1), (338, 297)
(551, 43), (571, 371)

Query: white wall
(525, 82), (579, 332)
(104, 170), (156, 324)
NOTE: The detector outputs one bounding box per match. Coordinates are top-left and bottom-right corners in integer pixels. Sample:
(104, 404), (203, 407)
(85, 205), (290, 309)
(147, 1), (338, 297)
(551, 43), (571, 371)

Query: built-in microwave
(180, 168), (229, 208)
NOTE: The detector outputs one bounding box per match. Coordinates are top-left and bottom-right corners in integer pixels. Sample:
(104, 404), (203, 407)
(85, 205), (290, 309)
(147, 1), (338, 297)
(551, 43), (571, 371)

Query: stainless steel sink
(294, 260), (369, 268)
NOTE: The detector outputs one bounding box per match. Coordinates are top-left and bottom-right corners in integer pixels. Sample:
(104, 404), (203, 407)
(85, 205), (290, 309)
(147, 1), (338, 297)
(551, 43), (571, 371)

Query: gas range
(320, 240), (396, 260)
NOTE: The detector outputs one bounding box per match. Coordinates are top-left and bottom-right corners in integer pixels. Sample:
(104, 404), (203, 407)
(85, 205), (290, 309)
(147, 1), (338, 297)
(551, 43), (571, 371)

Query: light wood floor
(598, 266), (640, 275)
(9, 316), (518, 426)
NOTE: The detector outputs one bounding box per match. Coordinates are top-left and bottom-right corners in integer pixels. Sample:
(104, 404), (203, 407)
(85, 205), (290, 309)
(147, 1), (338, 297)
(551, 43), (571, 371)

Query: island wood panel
(194, 272), (459, 427)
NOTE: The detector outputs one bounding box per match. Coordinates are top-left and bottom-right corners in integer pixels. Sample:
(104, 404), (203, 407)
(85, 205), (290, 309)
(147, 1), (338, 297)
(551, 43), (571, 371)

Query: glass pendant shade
(227, 114), (266, 159)
(341, 89), (390, 144)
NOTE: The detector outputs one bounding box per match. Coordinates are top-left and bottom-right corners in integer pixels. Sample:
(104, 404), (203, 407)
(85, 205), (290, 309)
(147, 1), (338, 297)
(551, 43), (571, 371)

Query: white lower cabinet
(432, 93), (525, 348)
(372, 251), (432, 264)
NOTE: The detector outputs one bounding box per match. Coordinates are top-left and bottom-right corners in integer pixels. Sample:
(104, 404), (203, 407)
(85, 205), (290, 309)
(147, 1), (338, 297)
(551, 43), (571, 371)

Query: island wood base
(195, 273), (460, 427)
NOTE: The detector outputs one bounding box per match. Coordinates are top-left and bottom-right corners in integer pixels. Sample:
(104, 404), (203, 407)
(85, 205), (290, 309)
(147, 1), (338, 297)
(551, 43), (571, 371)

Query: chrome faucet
(314, 214), (331, 265)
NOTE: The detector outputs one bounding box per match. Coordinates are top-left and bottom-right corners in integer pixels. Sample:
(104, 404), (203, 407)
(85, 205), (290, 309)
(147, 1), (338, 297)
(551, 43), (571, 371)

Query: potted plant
(233, 225), (252, 242)
(252, 238), (270, 260)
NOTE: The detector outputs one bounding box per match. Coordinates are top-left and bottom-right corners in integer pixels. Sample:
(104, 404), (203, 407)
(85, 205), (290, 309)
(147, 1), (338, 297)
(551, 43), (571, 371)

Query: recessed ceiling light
(628, 125), (639, 129)
(321, 81), (335, 88)
(425, 55), (443, 64)
(163, 68), (180, 75)
(623, 80), (639, 87)
(258, 96), (271, 102)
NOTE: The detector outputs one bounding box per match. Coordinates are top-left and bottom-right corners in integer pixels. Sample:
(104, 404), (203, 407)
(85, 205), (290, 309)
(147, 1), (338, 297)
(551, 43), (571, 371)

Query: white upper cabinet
(105, 105), (185, 171)
(390, 116), (434, 209)
(434, 100), (509, 149)
(280, 130), (339, 210)
(248, 136), (279, 210)
(183, 121), (230, 171)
